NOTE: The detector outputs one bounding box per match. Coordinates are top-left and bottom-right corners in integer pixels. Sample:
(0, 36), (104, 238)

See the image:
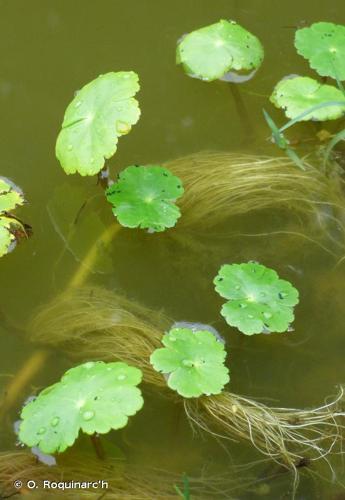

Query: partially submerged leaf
(270, 76), (345, 121)
(295, 22), (345, 80)
(0, 177), (24, 212)
(176, 19), (264, 82)
(56, 72), (141, 176)
(0, 217), (16, 257)
(106, 165), (184, 232)
(214, 262), (299, 335)
(150, 327), (230, 398)
(19, 361), (144, 454)
(0, 178), (27, 257)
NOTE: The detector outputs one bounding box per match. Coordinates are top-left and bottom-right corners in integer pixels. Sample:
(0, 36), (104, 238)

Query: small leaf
(0, 177), (24, 212)
(295, 22), (345, 80)
(177, 19), (264, 82)
(106, 165), (184, 232)
(270, 76), (345, 121)
(0, 178), (27, 258)
(0, 217), (16, 257)
(150, 327), (230, 398)
(19, 361), (144, 454)
(56, 72), (140, 176)
(214, 262), (299, 335)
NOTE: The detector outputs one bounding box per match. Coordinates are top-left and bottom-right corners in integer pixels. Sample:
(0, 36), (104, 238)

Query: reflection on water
(1, 1), (345, 498)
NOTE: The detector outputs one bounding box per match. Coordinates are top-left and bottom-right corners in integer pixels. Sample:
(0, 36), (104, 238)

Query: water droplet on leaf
(82, 410), (95, 421)
(182, 359), (193, 367)
(116, 121), (131, 134)
(50, 417), (60, 427)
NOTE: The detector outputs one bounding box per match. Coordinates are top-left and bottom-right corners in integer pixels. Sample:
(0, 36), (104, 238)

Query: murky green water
(1, 1), (345, 498)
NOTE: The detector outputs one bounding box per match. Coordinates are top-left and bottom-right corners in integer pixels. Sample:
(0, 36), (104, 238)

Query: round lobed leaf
(270, 76), (345, 120)
(176, 19), (264, 82)
(106, 165), (184, 232)
(0, 178), (27, 258)
(56, 72), (141, 176)
(0, 217), (16, 257)
(19, 361), (144, 454)
(214, 262), (299, 335)
(150, 327), (230, 398)
(0, 177), (24, 213)
(295, 22), (345, 80)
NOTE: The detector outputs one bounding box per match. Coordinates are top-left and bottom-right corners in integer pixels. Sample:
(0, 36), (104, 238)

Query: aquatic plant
(270, 76), (345, 121)
(28, 286), (345, 476)
(214, 262), (299, 335)
(266, 22), (345, 167)
(19, 361), (143, 454)
(165, 152), (345, 250)
(0, 177), (29, 258)
(56, 72), (140, 176)
(295, 22), (345, 80)
(174, 473), (190, 499)
(150, 327), (229, 397)
(176, 19), (264, 82)
(106, 165), (184, 232)
(29, 286), (170, 387)
(0, 450), (270, 499)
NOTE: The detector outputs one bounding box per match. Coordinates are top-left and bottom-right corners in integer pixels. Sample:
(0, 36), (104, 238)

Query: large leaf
(150, 327), (230, 398)
(106, 165), (184, 232)
(56, 72), (141, 176)
(176, 19), (264, 82)
(295, 22), (345, 80)
(214, 262), (299, 335)
(270, 76), (345, 121)
(19, 361), (144, 454)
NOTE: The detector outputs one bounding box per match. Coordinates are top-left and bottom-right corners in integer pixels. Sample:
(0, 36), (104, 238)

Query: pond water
(1, 0), (345, 498)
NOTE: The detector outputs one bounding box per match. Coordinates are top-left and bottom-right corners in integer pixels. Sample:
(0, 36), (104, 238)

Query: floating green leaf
(295, 22), (345, 80)
(176, 19), (264, 82)
(150, 327), (230, 398)
(0, 177), (24, 212)
(270, 77), (345, 121)
(106, 165), (184, 232)
(0, 178), (27, 257)
(214, 262), (299, 335)
(56, 72), (141, 176)
(19, 361), (144, 454)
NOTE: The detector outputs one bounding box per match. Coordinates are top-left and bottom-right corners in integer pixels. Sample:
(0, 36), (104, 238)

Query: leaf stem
(90, 433), (106, 460)
(227, 82), (255, 141)
(1, 223), (120, 418)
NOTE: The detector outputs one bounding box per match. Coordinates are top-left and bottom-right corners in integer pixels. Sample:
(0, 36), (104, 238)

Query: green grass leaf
(106, 165), (184, 232)
(270, 76), (345, 121)
(150, 327), (230, 398)
(323, 127), (345, 165)
(177, 19), (264, 82)
(295, 22), (345, 80)
(19, 361), (144, 454)
(214, 262), (299, 335)
(56, 72), (140, 176)
(262, 109), (306, 170)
